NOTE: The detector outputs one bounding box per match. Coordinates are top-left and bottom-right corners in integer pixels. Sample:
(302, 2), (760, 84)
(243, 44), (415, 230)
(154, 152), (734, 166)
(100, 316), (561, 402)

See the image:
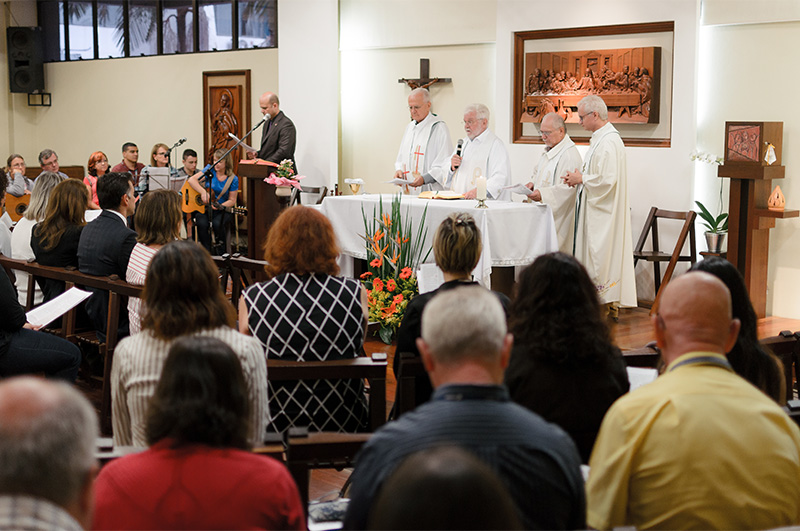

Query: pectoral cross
(399, 58), (452, 90)
(413, 145), (424, 173)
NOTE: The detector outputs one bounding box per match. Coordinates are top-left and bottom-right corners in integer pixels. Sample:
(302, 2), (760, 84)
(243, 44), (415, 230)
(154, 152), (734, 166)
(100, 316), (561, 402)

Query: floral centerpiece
(264, 159), (304, 194)
(359, 194), (430, 344)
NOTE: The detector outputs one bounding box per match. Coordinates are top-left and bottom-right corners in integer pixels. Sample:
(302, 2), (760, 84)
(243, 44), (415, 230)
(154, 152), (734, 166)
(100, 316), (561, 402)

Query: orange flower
(386, 279), (397, 292)
(381, 301), (397, 317)
(373, 278), (384, 292)
(359, 272), (373, 279)
(373, 229), (385, 242)
(382, 213), (392, 228)
(399, 267), (412, 279)
(370, 258), (382, 267)
(389, 251), (399, 264)
(393, 294), (404, 304)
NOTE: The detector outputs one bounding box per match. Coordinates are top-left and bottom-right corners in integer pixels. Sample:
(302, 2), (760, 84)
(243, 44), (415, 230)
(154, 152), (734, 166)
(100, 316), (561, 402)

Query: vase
(275, 184), (292, 198)
(704, 231), (727, 253)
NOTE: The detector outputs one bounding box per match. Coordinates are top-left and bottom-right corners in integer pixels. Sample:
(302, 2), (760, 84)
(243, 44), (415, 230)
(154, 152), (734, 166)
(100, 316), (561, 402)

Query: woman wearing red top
(83, 151), (108, 210)
(93, 335), (304, 530)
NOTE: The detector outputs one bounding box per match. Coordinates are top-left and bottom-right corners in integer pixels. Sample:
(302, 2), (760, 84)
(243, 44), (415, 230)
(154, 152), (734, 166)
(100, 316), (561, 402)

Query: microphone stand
(201, 116), (267, 255)
(166, 138), (186, 186)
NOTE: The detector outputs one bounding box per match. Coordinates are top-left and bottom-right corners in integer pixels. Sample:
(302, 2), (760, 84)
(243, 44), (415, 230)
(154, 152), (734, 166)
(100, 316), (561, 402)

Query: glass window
(129, 0), (157, 57)
(238, 0), (277, 49)
(163, 0), (194, 54)
(198, 1), (233, 52)
(97, 1), (124, 59)
(67, 1), (93, 60)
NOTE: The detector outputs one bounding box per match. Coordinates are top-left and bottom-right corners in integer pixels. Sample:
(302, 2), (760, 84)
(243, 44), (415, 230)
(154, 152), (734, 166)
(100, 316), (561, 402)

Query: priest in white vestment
(447, 103), (511, 201)
(393, 88), (452, 193)
(563, 95), (637, 313)
(524, 112), (582, 253)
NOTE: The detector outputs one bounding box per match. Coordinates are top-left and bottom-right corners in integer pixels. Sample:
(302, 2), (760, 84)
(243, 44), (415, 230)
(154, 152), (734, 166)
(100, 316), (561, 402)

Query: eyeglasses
(156, 152), (168, 157)
(540, 129), (555, 137)
(578, 112), (594, 122)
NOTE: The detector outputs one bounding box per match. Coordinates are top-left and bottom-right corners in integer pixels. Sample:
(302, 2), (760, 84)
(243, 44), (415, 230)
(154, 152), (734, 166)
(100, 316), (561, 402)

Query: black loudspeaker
(7, 27), (45, 94)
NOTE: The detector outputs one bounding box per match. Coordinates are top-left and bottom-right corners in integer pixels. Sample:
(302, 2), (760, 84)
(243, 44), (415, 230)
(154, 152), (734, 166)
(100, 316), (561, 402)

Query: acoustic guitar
(4, 193), (30, 222)
(180, 181), (247, 215)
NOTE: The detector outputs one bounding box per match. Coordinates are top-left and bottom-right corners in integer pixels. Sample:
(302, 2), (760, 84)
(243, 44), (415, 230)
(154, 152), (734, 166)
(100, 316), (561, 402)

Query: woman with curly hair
(239, 205), (369, 433)
(84, 151), (109, 209)
(504, 252), (629, 462)
(690, 257), (784, 403)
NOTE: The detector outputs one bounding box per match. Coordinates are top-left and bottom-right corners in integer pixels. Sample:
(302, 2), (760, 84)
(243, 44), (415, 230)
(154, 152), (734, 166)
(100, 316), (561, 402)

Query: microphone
(454, 139), (464, 169)
(259, 113), (271, 125)
(177, 137), (187, 145)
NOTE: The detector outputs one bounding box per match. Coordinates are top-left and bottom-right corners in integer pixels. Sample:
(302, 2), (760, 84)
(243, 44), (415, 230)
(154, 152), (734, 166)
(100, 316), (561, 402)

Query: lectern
(717, 122), (799, 318)
(238, 160), (282, 259)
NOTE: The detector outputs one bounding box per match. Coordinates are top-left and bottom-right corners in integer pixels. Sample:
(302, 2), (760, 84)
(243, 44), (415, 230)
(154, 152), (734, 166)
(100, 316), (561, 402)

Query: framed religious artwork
(513, 22), (674, 147)
(202, 70), (252, 176)
(723, 121), (783, 166)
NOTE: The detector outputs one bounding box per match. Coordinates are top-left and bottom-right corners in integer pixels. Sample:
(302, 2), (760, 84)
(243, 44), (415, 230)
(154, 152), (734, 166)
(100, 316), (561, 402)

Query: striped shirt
(125, 243), (160, 335)
(111, 327), (269, 447)
(0, 495), (82, 531)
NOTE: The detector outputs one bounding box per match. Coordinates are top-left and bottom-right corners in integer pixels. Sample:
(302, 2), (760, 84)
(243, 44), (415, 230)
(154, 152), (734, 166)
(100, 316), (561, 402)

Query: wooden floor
(307, 307), (800, 501)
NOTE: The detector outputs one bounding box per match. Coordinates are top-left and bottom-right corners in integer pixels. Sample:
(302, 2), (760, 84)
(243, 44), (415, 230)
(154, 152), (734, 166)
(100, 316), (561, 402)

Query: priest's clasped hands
(562, 169), (583, 187)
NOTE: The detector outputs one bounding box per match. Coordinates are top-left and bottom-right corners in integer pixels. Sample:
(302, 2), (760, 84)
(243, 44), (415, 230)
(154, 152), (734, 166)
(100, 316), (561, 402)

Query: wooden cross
(399, 58), (452, 90)
(413, 145), (424, 173)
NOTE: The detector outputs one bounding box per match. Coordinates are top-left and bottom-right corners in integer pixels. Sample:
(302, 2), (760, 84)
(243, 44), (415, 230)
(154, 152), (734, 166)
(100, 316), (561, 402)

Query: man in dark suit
(252, 92), (297, 172)
(78, 172), (137, 340)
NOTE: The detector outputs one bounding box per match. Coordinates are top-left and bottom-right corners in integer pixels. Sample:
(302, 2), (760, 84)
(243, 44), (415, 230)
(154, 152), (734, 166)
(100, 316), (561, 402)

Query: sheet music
(626, 367), (659, 391)
(26, 287), (93, 328)
(386, 178), (412, 186)
(504, 183), (535, 196)
(228, 133), (257, 153)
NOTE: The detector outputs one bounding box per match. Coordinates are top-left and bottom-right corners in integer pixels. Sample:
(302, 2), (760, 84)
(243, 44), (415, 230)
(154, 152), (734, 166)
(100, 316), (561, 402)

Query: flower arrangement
(690, 150), (723, 166)
(359, 194), (430, 344)
(264, 159), (304, 189)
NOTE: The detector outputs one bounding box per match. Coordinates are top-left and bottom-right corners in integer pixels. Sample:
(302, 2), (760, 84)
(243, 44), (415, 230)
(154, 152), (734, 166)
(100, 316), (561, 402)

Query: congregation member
(344, 286), (586, 530)
(126, 189), (182, 335)
(394, 212), (509, 411)
(96, 336), (303, 530)
(78, 171), (138, 340)
(187, 148), (238, 254)
(367, 446), (522, 530)
(0, 377), (98, 531)
(11, 171), (65, 305)
(0, 265), (81, 380)
(393, 87), (452, 193)
(31, 179), (90, 302)
(524, 112), (582, 253)
(5, 153), (33, 196)
(253, 91), (297, 171)
(111, 142), (145, 192)
(447, 103), (512, 200)
(38, 148), (69, 179)
(0, 175), (11, 256)
(504, 252), (628, 462)
(84, 151), (109, 209)
(691, 257), (785, 402)
(112, 240), (268, 447)
(563, 94), (636, 318)
(587, 272), (800, 530)
(143, 142), (179, 189)
(240, 205), (369, 433)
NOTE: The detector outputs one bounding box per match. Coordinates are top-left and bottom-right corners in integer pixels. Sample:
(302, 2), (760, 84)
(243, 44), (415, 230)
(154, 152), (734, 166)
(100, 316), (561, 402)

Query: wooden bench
(762, 331), (800, 403)
(0, 255), (141, 435)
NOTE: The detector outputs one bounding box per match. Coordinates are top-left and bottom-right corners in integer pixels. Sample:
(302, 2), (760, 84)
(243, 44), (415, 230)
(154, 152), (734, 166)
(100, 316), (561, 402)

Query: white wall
(698, 20), (800, 317)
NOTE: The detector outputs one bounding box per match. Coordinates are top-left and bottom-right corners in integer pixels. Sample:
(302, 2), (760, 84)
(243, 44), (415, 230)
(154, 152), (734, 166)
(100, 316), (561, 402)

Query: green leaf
(379, 326), (394, 344)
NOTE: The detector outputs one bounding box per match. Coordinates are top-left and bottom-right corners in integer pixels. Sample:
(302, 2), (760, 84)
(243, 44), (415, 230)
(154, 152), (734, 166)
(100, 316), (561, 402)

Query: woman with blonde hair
(31, 178), (90, 301)
(187, 149), (238, 254)
(126, 189), (182, 334)
(240, 205), (369, 433)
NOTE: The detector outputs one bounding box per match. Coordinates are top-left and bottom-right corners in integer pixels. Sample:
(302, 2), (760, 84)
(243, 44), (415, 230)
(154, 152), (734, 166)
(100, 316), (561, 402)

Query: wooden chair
(761, 331), (799, 404)
(393, 352), (428, 419)
(290, 185), (328, 206)
(622, 342), (662, 369)
(633, 207), (697, 314)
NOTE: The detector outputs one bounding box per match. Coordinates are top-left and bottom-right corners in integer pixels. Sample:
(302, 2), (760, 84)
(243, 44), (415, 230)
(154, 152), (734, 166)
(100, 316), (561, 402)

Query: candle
(476, 176), (487, 201)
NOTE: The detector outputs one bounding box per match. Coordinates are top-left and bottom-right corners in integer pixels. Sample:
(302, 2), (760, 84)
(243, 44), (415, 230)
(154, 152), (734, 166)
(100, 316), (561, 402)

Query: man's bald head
(259, 92), (280, 118)
(654, 272), (741, 363)
(540, 112), (566, 148)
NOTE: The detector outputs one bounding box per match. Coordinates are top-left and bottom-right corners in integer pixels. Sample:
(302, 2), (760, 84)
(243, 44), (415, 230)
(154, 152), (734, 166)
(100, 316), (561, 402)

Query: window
(38, 0), (276, 62)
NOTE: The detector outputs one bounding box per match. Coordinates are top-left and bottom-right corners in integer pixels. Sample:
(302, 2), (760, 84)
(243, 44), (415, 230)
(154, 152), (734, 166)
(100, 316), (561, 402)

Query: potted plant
(695, 200), (728, 253)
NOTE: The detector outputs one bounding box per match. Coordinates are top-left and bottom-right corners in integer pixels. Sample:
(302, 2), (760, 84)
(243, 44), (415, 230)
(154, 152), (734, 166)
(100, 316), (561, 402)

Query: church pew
(394, 352), (427, 419)
(0, 255), (141, 436)
(761, 330), (799, 403)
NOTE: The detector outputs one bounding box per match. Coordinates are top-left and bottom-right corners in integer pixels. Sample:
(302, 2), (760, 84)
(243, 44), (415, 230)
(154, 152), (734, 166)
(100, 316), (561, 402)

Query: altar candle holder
(475, 198), (488, 209)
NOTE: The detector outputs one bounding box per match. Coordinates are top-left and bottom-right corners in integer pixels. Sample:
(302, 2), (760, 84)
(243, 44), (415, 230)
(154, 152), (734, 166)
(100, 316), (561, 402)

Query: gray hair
(409, 87), (431, 104)
(24, 171), (67, 221)
(38, 149), (57, 165)
(542, 112), (566, 131)
(421, 286), (506, 365)
(0, 378), (98, 508)
(464, 103), (490, 122)
(578, 95), (608, 120)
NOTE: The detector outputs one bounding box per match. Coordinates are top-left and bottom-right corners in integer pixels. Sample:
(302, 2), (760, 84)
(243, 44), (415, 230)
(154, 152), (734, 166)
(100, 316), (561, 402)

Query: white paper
(227, 133), (257, 153)
(504, 183), (535, 196)
(26, 287), (93, 328)
(385, 178), (411, 186)
(417, 264), (445, 294)
(627, 367), (658, 391)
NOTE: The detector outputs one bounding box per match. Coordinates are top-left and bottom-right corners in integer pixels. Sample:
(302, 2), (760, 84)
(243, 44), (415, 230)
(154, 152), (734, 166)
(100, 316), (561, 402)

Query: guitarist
(187, 149), (238, 255)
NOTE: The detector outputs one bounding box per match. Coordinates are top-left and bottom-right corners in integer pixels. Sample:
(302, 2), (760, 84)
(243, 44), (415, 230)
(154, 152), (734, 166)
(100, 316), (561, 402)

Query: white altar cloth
(319, 194), (558, 286)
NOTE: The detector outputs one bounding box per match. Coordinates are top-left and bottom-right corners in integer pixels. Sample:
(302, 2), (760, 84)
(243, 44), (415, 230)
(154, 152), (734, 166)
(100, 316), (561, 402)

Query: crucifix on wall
(398, 58), (452, 90)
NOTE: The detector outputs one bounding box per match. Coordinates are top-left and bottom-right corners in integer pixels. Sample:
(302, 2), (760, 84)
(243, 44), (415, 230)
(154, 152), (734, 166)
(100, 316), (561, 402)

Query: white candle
(476, 176), (487, 201)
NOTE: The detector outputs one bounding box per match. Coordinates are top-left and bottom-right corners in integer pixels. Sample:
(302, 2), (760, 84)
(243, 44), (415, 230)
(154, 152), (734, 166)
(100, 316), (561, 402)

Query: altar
(318, 194), (559, 287)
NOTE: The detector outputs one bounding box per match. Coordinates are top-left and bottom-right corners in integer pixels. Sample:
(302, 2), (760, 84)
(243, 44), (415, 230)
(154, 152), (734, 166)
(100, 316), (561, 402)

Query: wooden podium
(238, 160), (284, 259)
(717, 122), (799, 318)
